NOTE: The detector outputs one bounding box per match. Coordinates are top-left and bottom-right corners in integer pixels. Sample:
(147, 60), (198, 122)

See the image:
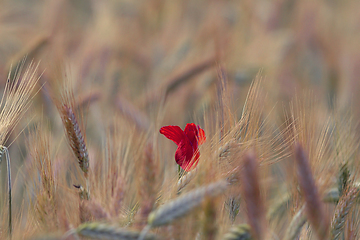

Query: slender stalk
(6, 147), (11, 236)
(0, 145), (12, 236)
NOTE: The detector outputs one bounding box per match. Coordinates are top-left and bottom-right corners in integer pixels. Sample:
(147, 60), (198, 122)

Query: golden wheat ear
(0, 60), (40, 237)
(0, 60), (40, 145)
(147, 180), (227, 228)
(222, 224), (253, 240)
(67, 222), (157, 240)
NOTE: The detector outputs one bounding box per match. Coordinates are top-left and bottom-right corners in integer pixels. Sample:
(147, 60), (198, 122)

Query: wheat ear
(324, 186), (360, 204)
(27, 234), (63, 240)
(177, 168), (198, 192)
(338, 163), (350, 198)
(60, 104), (89, 178)
(71, 222), (156, 240)
(148, 180), (228, 227)
(331, 186), (360, 240)
(0, 60), (40, 145)
(223, 224), (253, 240)
(241, 151), (265, 240)
(323, 188), (340, 203)
(295, 143), (328, 239)
(283, 205), (307, 240)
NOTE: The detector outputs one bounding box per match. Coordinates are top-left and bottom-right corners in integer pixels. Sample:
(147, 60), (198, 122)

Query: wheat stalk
(0, 146), (12, 235)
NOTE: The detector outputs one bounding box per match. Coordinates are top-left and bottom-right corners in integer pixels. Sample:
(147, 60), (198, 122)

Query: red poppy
(160, 123), (206, 171)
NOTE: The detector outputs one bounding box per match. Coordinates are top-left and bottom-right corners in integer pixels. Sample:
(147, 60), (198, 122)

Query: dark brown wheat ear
(241, 151), (266, 240)
(59, 104), (89, 178)
(294, 143), (329, 240)
(52, 71), (89, 179)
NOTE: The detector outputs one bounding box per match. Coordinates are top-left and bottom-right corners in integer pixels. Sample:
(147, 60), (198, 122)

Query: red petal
(198, 127), (206, 145)
(187, 149), (200, 171)
(160, 125), (185, 145)
(184, 123), (206, 146)
(184, 123), (199, 149)
(175, 139), (195, 171)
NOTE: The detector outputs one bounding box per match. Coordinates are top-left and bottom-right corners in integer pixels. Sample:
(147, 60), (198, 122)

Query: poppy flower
(160, 123), (206, 171)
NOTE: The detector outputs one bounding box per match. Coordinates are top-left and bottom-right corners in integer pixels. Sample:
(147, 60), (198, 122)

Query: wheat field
(0, 1), (360, 240)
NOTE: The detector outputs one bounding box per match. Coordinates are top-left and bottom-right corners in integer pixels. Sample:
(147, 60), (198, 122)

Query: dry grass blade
(241, 151), (265, 240)
(73, 222), (157, 240)
(223, 224), (252, 240)
(331, 186), (360, 240)
(111, 177), (125, 217)
(135, 144), (158, 228)
(235, 75), (263, 143)
(216, 64), (229, 136)
(294, 143), (328, 240)
(148, 180), (228, 227)
(27, 123), (59, 230)
(283, 205), (307, 240)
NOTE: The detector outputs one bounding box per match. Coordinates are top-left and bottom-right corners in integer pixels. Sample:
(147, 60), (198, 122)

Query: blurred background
(0, 0), (359, 117)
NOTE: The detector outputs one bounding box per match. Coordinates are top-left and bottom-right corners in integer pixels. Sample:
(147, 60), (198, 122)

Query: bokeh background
(1, 0), (360, 118)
